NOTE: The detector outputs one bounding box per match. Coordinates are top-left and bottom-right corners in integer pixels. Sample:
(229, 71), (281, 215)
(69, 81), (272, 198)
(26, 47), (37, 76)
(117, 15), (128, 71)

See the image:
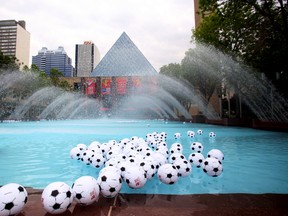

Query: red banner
(131, 77), (142, 93)
(85, 79), (96, 95)
(117, 77), (127, 94)
(101, 78), (111, 95)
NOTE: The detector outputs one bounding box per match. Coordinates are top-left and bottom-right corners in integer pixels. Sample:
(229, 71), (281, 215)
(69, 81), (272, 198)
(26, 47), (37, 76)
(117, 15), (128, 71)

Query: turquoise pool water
(0, 119), (288, 194)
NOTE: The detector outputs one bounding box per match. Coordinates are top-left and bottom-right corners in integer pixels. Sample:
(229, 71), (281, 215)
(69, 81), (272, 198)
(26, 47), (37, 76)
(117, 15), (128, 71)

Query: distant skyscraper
(32, 46), (74, 77)
(0, 19), (30, 68)
(75, 41), (100, 77)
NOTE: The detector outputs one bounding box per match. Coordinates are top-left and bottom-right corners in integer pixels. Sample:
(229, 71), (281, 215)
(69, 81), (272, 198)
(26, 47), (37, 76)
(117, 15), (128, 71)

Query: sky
(0, 0), (195, 71)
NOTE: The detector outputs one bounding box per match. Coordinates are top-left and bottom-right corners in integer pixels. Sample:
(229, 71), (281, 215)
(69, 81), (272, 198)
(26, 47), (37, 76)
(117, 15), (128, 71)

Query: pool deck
(21, 188), (288, 216)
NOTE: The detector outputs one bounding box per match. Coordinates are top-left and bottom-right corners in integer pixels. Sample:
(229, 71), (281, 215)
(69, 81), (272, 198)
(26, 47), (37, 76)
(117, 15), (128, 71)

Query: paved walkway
(20, 189), (288, 216)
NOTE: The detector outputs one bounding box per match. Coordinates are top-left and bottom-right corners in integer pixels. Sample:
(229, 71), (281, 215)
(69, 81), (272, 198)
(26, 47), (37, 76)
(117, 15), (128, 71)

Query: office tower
(75, 41), (100, 77)
(32, 46), (74, 77)
(0, 20), (30, 68)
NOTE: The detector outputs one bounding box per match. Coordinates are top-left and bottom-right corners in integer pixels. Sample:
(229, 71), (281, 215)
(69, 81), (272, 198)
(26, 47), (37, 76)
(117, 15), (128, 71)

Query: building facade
(0, 19), (30, 68)
(75, 41), (100, 77)
(32, 46), (74, 77)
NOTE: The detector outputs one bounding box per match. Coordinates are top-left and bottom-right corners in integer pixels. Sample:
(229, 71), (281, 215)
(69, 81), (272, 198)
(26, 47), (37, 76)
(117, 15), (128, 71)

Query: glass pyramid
(90, 32), (158, 77)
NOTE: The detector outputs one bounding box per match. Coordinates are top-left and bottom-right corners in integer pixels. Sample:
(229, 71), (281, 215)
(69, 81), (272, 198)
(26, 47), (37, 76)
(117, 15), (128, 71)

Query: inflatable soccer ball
(190, 142), (204, 153)
(173, 159), (192, 177)
(123, 166), (147, 189)
(157, 164), (179, 184)
(0, 183), (28, 216)
(72, 176), (99, 205)
(168, 152), (186, 164)
(69, 147), (82, 160)
(209, 132), (216, 138)
(169, 143), (183, 154)
(76, 143), (87, 151)
(97, 170), (122, 198)
(174, 132), (181, 139)
(202, 158), (223, 177)
(197, 129), (203, 135)
(187, 130), (195, 138)
(139, 159), (156, 180)
(90, 152), (106, 168)
(207, 149), (224, 162)
(188, 152), (205, 168)
(41, 182), (73, 214)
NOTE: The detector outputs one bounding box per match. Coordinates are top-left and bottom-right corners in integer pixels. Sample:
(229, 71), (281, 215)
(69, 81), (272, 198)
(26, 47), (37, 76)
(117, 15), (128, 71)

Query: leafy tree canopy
(193, 0), (288, 90)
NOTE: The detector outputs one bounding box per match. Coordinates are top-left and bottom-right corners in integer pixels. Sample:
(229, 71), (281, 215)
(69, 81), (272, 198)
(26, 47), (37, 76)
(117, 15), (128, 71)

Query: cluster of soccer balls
(0, 130), (224, 215)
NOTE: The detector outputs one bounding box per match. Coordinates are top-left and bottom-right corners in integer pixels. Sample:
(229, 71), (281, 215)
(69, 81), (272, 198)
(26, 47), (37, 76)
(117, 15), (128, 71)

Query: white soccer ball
(90, 152), (106, 168)
(157, 163), (179, 185)
(190, 142), (204, 153)
(88, 141), (101, 150)
(169, 143), (183, 154)
(168, 152), (186, 164)
(0, 183), (28, 216)
(151, 152), (167, 169)
(174, 132), (181, 139)
(76, 143), (87, 151)
(106, 145), (122, 160)
(173, 159), (192, 177)
(188, 152), (205, 168)
(41, 182), (73, 214)
(197, 129), (203, 135)
(207, 149), (224, 162)
(139, 159), (156, 180)
(123, 166), (147, 189)
(72, 176), (99, 206)
(69, 147), (82, 160)
(97, 171), (122, 198)
(187, 130), (195, 138)
(202, 158), (223, 177)
(81, 149), (94, 165)
(209, 132), (216, 138)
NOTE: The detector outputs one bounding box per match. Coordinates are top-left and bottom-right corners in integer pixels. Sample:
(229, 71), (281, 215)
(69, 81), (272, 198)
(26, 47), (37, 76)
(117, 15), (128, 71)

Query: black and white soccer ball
(41, 181), (73, 214)
(139, 159), (156, 180)
(197, 129), (203, 135)
(169, 143), (183, 154)
(190, 142), (204, 153)
(174, 132), (181, 139)
(0, 183), (28, 216)
(168, 152), (186, 164)
(97, 170), (122, 198)
(157, 163), (179, 185)
(90, 152), (106, 168)
(188, 152), (205, 168)
(202, 158), (223, 177)
(209, 131), (216, 138)
(207, 149), (224, 162)
(123, 166), (147, 189)
(72, 176), (99, 206)
(173, 159), (192, 177)
(69, 146), (83, 160)
(187, 130), (195, 138)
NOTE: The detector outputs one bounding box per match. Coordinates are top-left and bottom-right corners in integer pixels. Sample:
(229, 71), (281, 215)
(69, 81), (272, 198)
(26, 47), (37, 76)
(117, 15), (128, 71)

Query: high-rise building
(32, 46), (74, 77)
(0, 19), (30, 68)
(75, 41), (100, 77)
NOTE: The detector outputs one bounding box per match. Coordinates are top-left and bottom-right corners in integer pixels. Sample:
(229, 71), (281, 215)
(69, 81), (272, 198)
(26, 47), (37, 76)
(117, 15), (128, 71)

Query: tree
(159, 63), (182, 78)
(193, 0), (288, 96)
(0, 51), (19, 71)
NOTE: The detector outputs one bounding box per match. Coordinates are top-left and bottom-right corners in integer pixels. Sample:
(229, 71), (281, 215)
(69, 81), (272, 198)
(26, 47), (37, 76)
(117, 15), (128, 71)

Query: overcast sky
(0, 0), (195, 71)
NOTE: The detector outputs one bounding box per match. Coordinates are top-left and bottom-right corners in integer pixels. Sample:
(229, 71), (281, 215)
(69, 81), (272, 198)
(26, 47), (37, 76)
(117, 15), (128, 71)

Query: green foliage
(0, 51), (19, 71)
(193, 0), (288, 96)
(159, 63), (182, 78)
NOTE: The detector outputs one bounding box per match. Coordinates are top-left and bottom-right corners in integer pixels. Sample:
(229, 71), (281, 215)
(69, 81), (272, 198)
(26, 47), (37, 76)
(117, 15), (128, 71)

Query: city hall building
(64, 32), (159, 110)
